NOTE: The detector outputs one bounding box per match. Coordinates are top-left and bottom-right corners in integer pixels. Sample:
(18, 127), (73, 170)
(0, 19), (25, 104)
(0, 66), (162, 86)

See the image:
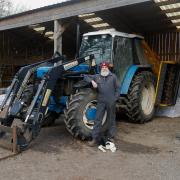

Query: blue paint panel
(120, 65), (138, 95)
(70, 64), (90, 72)
(120, 65), (152, 95)
(60, 96), (68, 105)
(37, 66), (52, 78)
(86, 108), (97, 121)
(48, 96), (68, 113)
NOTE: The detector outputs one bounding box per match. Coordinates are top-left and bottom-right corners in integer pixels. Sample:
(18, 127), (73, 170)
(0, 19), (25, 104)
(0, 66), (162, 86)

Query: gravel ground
(0, 116), (180, 180)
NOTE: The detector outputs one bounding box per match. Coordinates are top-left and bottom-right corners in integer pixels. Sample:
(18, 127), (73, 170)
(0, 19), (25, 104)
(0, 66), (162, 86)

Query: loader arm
(0, 55), (64, 113)
(24, 55), (94, 124)
(0, 54), (94, 152)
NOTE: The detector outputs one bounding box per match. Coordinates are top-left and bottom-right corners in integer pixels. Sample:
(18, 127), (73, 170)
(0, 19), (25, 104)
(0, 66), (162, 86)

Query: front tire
(64, 88), (108, 140)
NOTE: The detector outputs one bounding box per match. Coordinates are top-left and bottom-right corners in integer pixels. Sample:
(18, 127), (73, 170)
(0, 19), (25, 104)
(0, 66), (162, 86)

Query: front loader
(0, 53), (94, 152)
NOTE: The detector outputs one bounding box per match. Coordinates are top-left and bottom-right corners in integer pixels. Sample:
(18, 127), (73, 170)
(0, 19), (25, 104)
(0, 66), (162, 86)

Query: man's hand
(91, 80), (98, 88)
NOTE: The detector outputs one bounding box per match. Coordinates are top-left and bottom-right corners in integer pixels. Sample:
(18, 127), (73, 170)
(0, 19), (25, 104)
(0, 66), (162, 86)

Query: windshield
(79, 34), (112, 65)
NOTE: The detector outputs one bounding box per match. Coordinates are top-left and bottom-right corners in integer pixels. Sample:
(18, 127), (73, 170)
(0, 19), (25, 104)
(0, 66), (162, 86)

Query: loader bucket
(0, 125), (20, 154)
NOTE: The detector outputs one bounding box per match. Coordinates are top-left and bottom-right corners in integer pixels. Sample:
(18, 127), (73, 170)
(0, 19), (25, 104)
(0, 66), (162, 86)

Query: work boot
(87, 139), (97, 147)
(105, 138), (116, 152)
(107, 138), (114, 143)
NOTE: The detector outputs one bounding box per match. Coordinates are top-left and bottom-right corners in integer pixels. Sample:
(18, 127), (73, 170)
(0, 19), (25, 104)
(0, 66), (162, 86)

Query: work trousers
(92, 101), (116, 144)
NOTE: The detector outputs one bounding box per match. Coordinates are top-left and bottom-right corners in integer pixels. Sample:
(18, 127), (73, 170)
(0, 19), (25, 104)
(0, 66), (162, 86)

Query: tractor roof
(83, 29), (144, 39)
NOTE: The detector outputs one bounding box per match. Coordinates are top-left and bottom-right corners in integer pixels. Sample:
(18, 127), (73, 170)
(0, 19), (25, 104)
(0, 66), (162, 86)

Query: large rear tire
(64, 88), (108, 140)
(125, 71), (155, 123)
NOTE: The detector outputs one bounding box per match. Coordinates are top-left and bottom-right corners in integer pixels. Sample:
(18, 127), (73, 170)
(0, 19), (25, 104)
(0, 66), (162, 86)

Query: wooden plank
(0, 125), (13, 133)
(0, 146), (20, 161)
(165, 33), (167, 60)
(179, 31), (180, 62)
(161, 33), (164, 61)
(175, 32), (177, 61)
(168, 32), (171, 60)
(0, 126), (20, 153)
(0, 140), (12, 150)
(0, 152), (19, 161)
(12, 126), (18, 153)
(145, 32), (180, 62)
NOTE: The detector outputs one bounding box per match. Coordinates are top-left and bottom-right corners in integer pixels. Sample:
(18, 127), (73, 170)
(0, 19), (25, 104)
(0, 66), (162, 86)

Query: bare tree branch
(0, 0), (12, 17)
(0, 0), (29, 18)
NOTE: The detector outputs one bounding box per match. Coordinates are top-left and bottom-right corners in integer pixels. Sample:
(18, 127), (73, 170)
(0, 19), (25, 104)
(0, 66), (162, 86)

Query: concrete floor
(0, 117), (180, 180)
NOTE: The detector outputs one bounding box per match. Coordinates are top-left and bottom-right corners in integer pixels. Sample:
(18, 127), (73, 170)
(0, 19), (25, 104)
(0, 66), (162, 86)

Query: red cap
(100, 62), (110, 69)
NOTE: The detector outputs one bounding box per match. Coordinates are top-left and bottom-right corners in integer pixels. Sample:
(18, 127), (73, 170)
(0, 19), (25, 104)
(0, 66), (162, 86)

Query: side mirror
(91, 59), (96, 67)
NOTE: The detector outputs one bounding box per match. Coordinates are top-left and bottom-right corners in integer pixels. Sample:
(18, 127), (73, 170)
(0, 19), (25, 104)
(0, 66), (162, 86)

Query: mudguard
(120, 65), (152, 95)
(73, 80), (91, 91)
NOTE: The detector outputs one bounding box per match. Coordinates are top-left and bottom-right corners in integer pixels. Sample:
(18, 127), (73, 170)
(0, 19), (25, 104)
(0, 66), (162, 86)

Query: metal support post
(54, 20), (62, 54)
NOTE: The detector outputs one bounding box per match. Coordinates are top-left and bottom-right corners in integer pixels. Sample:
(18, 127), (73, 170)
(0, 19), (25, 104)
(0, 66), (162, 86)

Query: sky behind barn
(11, 0), (67, 10)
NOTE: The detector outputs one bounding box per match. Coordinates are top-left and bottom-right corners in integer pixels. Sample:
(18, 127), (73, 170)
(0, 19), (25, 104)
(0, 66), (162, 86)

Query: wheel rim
(141, 83), (155, 115)
(83, 100), (107, 130)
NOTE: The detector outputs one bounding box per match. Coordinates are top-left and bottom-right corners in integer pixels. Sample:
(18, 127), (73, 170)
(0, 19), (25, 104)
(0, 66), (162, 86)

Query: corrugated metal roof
(0, 0), (81, 20)
(154, 0), (180, 30)
(0, 0), (153, 32)
(0, 0), (178, 32)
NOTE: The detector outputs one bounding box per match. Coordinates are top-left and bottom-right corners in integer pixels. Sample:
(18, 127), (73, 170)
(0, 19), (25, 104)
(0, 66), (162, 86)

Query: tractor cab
(79, 30), (149, 85)
(79, 32), (113, 65)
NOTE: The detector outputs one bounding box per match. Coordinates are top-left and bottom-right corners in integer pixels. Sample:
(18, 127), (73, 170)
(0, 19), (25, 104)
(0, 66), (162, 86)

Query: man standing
(84, 62), (119, 150)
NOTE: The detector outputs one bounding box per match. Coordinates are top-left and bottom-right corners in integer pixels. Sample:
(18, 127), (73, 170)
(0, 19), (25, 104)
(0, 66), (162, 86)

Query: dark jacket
(84, 72), (119, 104)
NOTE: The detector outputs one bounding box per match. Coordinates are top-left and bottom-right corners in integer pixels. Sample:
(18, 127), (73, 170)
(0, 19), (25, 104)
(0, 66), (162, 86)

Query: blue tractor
(63, 30), (156, 140)
(1, 29), (178, 151)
